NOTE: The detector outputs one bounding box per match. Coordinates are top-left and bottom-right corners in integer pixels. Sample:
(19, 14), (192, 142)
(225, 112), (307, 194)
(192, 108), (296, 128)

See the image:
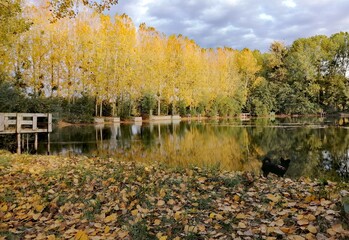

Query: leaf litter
(0, 152), (348, 239)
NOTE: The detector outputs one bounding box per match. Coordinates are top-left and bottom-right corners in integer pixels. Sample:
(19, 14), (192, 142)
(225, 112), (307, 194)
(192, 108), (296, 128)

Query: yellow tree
(112, 14), (138, 117)
(236, 48), (261, 108)
(20, 3), (52, 97)
(180, 38), (203, 113)
(165, 34), (185, 114)
(137, 23), (167, 116)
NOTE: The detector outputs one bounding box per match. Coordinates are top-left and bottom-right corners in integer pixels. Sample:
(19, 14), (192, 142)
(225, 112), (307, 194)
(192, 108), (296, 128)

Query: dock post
(34, 133), (38, 152)
(17, 133), (21, 154)
(47, 113), (51, 155)
(47, 133), (50, 155)
(0, 113), (4, 132)
(16, 113), (22, 154)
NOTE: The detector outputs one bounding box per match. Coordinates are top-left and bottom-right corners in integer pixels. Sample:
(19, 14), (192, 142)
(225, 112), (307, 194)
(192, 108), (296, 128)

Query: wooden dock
(0, 113), (52, 154)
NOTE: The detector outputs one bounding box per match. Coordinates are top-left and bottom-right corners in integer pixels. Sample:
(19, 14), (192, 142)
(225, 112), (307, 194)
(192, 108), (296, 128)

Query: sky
(109, 0), (349, 52)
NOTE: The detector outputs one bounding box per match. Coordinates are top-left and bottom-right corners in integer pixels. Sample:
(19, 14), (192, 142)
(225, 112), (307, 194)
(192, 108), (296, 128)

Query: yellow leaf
(158, 236), (167, 240)
(326, 229), (336, 236)
(306, 214), (316, 221)
(47, 235), (56, 240)
(236, 213), (246, 219)
(131, 209), (138, 216)
(117, 231), (128, 238)
(307, 225), (317, 234)
(238, 222), (247, 228)
(32, 213), (41, 220)
(104, 226), (110, 234)
(104, 213), (117, 223)
(233, 195), (240, 202)
(154, 219), (161, 225)
(305, 195), (315, 203)
(4, 212), (12, 219)
(266, 194), (280, 202)
(209, 213), (215, 219)
(159, 189), (166, 198)
(296, 214), (304, 220)
(198, 224), (206, 232)
(35, 204), (44, 213)
(297, 219), (309, 226)
(174, 212), (181, 221)
(288, 235), (305, 240)
(197, 177), (206, 183)
(273, 227), (284, 235)
(0, 204), (8, 212)
(280, 227), (291, 233)
(331, 224), (344, 233)
(75, 230), (89, 240)
(275, 219), (284, 227)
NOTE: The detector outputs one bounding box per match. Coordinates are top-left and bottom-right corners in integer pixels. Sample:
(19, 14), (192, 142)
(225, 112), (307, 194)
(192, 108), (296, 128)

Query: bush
(140, 93), (156, 115)
(62, 96), (95, 123)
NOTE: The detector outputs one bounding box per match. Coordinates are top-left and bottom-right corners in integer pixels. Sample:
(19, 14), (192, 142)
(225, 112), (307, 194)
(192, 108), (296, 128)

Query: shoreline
(57, 113), (339, 127)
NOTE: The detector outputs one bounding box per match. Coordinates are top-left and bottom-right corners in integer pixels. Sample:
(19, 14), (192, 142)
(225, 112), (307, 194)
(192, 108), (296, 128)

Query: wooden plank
(0, 113), (4, 131)
(0, 130), (16, 134)
(4, 113), (16, 117)
(20, 129), (48, 133)
(21, 120), (33, 125)
(22, 113), (44, 117)
(6, 120), (16, 125)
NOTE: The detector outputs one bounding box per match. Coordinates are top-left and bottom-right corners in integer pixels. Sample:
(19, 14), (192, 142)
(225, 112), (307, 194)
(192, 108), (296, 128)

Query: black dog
(261, 157), (290, 177)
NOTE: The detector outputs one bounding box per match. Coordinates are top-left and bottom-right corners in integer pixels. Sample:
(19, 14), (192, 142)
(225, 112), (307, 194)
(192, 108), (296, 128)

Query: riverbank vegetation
(1, 1), (349, 123)
(0, 152), (348, 239)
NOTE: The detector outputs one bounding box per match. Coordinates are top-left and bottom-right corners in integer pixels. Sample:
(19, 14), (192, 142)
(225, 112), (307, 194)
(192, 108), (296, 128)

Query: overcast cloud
(109, 0), (349, 52)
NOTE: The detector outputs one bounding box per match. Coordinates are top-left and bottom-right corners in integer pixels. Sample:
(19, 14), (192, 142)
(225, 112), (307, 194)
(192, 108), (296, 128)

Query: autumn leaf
(307, 225), (317, 234)
(0, 204), (8, 212)
(236, 213), (246, 219)
(297, 219), (309, 226)
(35, 204), (45, 213)
(131, 209), (138, 216)
(75, 230), (89, 240)
(174, 211), (181, 220)
(238, 222), (247, 228)
(154, 219), (161, 225)
(266, 194), (280, 202)
(157, 200), (165, 206)
(104, 213), (117, 223)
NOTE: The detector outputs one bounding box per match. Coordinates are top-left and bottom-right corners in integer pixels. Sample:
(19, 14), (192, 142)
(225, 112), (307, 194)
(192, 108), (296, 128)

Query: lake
(1, 116), (349, 181)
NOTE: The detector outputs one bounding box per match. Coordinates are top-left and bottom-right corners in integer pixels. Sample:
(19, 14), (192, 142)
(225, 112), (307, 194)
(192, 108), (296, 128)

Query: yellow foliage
(75, 230), (89, 240)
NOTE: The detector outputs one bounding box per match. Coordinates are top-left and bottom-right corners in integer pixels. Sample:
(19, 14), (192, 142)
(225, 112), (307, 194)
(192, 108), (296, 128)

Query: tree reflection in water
(1, 116), (349, 181)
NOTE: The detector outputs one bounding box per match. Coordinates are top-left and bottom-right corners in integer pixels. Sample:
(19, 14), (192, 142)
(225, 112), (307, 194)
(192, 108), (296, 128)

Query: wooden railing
(0, 113), (52, 154)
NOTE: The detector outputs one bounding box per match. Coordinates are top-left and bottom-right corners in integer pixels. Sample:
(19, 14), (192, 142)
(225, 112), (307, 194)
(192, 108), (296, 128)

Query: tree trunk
(95, 97), (98, 117)
(157, 98), (161, 116)
(99, 101), (103, 117)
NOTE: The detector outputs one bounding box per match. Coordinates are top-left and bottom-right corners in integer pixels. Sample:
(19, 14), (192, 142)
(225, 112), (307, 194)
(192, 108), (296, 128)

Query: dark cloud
(109, 0), (349, 52)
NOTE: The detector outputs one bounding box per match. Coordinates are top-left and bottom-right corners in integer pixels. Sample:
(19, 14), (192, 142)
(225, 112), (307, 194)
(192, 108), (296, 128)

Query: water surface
(2, 116), (349, 181)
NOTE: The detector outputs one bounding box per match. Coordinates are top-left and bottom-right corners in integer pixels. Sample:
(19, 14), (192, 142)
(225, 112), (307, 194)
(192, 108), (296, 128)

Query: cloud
(109, 0), (349, 52)
(259, 13), (274, 22)
(282, 0), (297, 8)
